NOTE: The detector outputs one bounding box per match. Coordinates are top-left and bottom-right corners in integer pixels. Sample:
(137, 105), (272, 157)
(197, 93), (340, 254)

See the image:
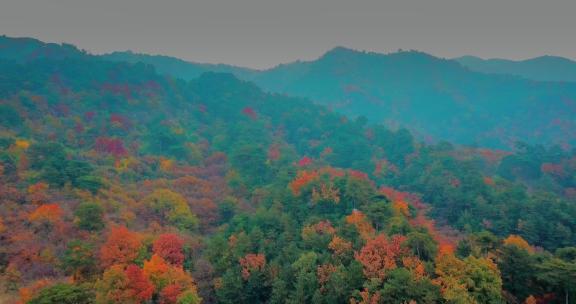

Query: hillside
(251, 47), (576, 148)
(100, 45), (576, 149)
(456, 55), (576, 83)
(102, 51), (258, 81)
(1, 36), (576, 303)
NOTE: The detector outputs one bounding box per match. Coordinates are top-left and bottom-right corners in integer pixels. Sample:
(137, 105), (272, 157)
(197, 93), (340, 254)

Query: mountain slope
(97, 45), (576, 148)
(2, 35), (576, 304)
(251, 47), (576, 148)
(1, 35), (575, 248)
(456, 55), (576, 82)
(102, 51), (258, 80)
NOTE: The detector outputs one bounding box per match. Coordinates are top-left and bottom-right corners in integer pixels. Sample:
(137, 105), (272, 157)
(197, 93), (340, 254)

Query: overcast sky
(1, 0), (575, 69)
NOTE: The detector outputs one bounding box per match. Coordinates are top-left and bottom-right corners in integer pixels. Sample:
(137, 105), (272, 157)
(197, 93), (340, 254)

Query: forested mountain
(102, 51), (258, 81)
(102, 45), (576, 149)
(456, 55), (576, 83)
(1, 36), (576, 304)
(0, 36), (86, 63)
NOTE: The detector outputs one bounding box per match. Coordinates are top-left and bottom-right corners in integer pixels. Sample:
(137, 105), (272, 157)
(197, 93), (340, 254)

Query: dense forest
(0, 36), (576, 304)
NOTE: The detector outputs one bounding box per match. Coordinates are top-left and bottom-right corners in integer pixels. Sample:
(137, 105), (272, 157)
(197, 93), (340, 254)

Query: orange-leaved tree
(345, 210), (375, 241)
(328, 235), (353, 257)
(142, 254), (200, 303)
(100, 226), (142, 268)
(289, 170), (319, 196)
(355, 234), (407, 280)
(239, 253), (266, 280)
(28, 203), (62, 225)
(503, 235), (534, 253)
(96, 264), (154, 304)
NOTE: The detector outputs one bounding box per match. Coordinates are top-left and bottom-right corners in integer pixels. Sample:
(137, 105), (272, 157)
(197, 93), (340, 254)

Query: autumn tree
(350, 288), (381, 304)
(239, 253), (266, 280)
(28, 203), (63, 231)
(171, 175), (219, 227)
(503, 235), (534, 253)
(153, 233), (185, 266)
(328, 235), (353, 257)
(125, 265), (154, 303)
(96, 265), (131, 304)
(96, 264), (154, 304)
(27, 182), (49, 205)
(434, 253), (475, 303)
(316, 263), (337, 291)
(435, 253), (504, 304)
(290, 170), (319, 196)
(298, 156), (313, 167)
(160, 284), (182, 304)
(142, 189), (199, 231)
(100, 226), (142, 268)
(355, 234), (407, 280)
(346, 210), (375, 241)
(311, 183), (341, 204)
(28, 203), (62, 224)
(301, 220), (336, 250)
(141, 254), (201, 303)
(18, 279), (52, 304)
(143, 254), (171, 289)
(94, 137), (128, 157)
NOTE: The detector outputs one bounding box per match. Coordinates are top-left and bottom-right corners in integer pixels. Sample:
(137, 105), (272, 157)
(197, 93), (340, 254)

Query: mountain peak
(320, 46), (443, 64)
(0, 35), (85, 63)
(456, 54), (576, 82)
(320, 46), (362, 60)
(526, 55), (576, 65)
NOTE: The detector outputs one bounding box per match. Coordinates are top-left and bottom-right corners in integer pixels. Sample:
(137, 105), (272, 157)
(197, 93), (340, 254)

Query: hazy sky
(1, 0), (575, 69)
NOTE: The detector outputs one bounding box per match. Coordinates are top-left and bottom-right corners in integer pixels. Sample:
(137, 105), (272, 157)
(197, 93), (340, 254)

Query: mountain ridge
(455, 54), (576, 82)
(3, 35), (576, 149)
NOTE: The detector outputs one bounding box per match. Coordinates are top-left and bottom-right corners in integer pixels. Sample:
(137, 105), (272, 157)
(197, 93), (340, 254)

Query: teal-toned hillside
(99, 45), (576, 149)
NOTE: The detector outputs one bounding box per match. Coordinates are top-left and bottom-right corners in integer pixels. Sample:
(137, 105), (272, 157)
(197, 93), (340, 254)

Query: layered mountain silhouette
(102, 50), (258, 80)
(456, 55), (576, 82)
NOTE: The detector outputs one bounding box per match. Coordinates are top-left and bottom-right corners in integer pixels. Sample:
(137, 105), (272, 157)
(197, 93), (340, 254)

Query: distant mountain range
(252, 48), (576, 148)
(3, 35), (576, 148)
(455, 55), (576, 83)
(102, 51), (258, 80)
